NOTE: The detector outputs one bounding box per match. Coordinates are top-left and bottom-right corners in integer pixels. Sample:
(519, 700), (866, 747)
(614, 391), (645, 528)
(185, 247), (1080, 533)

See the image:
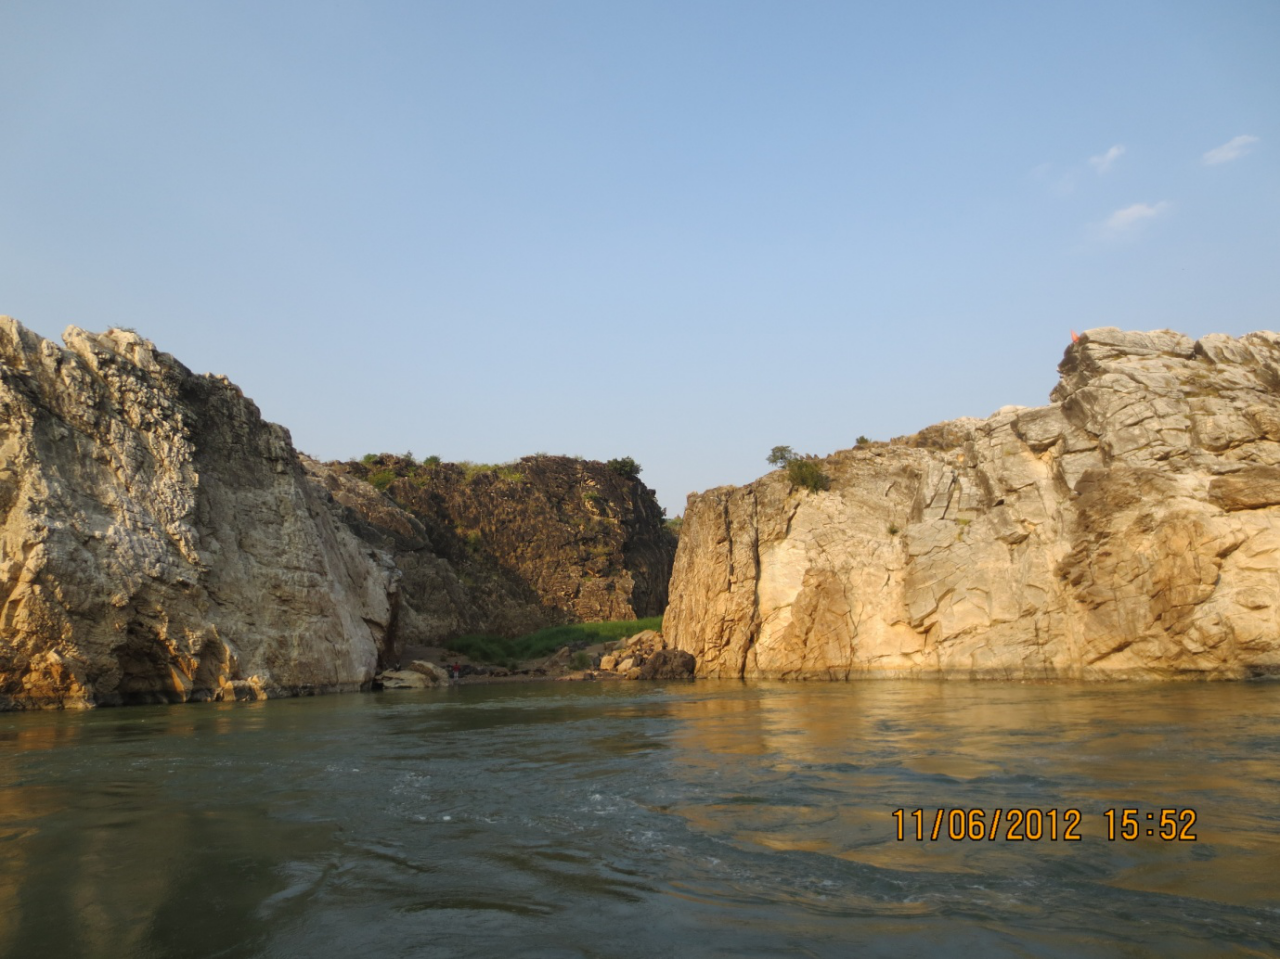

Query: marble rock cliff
(665, 328), (1280, 680)
(0, 319), (399, 709)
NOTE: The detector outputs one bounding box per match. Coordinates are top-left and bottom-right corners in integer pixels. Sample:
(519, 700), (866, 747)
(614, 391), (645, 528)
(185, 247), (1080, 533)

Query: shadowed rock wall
(327, 454), (675, 644)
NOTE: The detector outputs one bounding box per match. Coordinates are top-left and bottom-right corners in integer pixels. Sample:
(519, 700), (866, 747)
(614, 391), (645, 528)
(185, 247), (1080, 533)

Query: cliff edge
(665, 328), (1280, 680)
(0, 319), (400, 708)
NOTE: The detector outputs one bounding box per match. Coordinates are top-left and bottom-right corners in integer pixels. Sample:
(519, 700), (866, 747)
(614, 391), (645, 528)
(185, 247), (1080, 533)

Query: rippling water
(2, 680), (1280, 958)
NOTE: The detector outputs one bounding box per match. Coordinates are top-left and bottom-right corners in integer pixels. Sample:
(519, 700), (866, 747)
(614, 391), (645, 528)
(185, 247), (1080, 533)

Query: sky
(1, 1), (1277, 513)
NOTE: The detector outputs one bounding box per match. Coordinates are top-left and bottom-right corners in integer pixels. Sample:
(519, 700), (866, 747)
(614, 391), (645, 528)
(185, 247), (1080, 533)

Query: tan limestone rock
(0, 318), (400, 709)
(666, 327), (1280, 681)
(377, 670), (434, 690)
(408, 660), (450, 684)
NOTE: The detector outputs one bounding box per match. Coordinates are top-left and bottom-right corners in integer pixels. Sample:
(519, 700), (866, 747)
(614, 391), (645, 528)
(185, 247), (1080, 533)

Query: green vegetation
(786, 458), (830, 492)
(570, 651), (592, 670)
(768, 445), (829, 492)
(458, 461), (525, 483)
(361, 453), (379, 465)
(607, 457), (641, 478)
(446, 616), (664, 668)
(888, 523), (900, 536)
(665, 516), (683, 537)
(856, 435), (870, 446)
(767, 445), (795, 468)
(422, 454), (442, 467)
(368, 470), (397, 491)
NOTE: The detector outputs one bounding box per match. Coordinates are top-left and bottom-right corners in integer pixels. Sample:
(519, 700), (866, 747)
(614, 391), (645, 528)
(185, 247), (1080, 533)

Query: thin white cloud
(1104, 201), (1171, 233)
(1203, 135), (1259, 165)
(1089, 144), (1125, 174)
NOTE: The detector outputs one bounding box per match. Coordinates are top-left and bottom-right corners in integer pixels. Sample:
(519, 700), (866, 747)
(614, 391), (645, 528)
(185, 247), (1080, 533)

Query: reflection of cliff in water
(0, 708), (334, 959)
(3, 682), (1280, 956)
(660, 682), (1280, 907)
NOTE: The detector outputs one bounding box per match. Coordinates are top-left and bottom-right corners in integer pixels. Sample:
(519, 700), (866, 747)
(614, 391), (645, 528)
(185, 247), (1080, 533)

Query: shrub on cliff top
(767, 445), (829, 492)
(607, 457), (641, 478)
(786, 458), (830, 493)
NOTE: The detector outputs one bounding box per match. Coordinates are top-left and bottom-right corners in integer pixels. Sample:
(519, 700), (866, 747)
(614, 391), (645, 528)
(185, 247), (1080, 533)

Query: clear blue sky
(2, 1), (1277, 513)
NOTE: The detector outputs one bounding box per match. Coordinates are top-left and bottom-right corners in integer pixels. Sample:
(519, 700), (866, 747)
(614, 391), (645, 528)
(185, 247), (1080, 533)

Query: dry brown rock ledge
(665, 328), (1280, 681)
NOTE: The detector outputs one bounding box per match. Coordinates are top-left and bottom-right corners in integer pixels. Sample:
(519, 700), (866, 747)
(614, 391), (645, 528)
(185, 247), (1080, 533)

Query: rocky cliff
(665, 328), (1280, 680)
(326, 454), (675, 644)
(0, 319), (400, 709)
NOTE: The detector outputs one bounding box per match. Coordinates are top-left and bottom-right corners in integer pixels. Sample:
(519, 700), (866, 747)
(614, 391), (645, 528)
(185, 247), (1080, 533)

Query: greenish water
(1, 680), (1279, 958)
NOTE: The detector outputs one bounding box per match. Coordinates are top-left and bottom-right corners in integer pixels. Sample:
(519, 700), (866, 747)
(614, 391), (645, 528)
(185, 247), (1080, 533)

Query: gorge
(5, 320), (1280, 710)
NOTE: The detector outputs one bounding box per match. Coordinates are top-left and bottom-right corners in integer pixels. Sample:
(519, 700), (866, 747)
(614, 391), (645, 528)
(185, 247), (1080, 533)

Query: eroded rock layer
(0, 319), (400, 709)
(665, 328), (1280, 680)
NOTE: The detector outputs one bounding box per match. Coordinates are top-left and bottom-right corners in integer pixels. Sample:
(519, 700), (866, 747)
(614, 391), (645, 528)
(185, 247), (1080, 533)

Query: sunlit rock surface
(666, 328), (1280, 680)
(0, 319), (400, 708)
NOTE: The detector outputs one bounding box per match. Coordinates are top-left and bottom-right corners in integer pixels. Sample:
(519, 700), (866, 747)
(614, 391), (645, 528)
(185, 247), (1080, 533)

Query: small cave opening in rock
(112, 626), (188, 706)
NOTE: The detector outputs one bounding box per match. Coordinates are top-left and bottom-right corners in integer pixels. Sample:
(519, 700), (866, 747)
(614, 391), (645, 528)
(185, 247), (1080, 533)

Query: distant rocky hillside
(0, 319), (400, 709)
(666, 328), (1280, 680)
(322, 453), (675, 644)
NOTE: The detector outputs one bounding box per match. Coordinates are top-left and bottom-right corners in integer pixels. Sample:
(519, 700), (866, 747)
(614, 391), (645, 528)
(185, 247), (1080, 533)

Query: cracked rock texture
(665, 328), (1280, 680)
(0, 319), (400, 709)
(323, 454), (675, 644)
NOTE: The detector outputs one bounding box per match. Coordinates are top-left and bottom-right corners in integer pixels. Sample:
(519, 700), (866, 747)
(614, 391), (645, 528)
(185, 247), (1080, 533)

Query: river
(2, 680), (1279, 957)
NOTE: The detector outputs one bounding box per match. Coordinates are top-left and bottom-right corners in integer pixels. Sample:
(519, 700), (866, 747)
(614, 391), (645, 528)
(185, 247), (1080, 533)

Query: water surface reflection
(1, 681), (1278, 957)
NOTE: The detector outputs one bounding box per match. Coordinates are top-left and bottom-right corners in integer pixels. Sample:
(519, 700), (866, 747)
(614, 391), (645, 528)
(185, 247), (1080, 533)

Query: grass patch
(458, 461), (525, 483)
(445, 616), (663, 667)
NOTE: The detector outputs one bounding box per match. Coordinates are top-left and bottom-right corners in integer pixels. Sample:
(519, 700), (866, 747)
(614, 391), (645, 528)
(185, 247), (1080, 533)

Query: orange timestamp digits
(892, 807), (1199, 841)
(1103, 808), (1197, 841)
(893, 808), (1083, 841)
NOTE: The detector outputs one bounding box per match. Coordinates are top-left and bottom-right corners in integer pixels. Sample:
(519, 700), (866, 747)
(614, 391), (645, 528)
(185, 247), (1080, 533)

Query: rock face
(638, 648), (696, 681)
(666, 328), (1280, 680)
(0, 319), (400, 709)
(326, 454), (675, 644)
(302, 456), (530, 647)
(595, 629), (690, 680)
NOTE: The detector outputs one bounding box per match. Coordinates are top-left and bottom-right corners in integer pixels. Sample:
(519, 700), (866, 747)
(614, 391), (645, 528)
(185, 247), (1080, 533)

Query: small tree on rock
(769, 445), (829, 492)
(767, 445), (796, 468)
(607, 457), (641, 478)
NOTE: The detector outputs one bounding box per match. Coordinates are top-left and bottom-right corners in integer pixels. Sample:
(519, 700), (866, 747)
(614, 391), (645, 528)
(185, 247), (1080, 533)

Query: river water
(2, 680), (1279, 958)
